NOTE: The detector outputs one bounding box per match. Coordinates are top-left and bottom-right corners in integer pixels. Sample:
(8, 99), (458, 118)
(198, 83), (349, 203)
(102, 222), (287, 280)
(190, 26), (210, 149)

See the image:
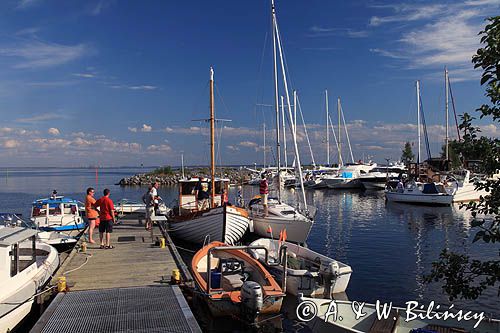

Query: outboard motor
(320, 261), (340, 297)
(240, 281), (263, 322)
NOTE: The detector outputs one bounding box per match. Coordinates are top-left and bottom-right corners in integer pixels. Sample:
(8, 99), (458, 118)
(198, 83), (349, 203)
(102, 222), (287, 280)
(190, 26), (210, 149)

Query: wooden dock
(30, 216), (201, 333)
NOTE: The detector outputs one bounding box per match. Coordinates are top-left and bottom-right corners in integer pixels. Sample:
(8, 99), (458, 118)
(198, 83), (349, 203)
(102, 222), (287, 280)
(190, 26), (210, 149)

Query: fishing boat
(248, 0), (314, 244)
(30, 196), (85, 245)
(249, 238), (352, 297)
(191, 241), (286, 322)
(298, 296), (500, 333)
(0, 219), (59, 333)
(166, 68), (249, 245)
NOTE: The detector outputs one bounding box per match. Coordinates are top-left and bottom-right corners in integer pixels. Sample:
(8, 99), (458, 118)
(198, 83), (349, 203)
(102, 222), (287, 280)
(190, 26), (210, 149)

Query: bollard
(171, 269), (180, 284)
(57, 276), (67, 292)
(160, 238), (166, 249)
(81, 241), (87, 252)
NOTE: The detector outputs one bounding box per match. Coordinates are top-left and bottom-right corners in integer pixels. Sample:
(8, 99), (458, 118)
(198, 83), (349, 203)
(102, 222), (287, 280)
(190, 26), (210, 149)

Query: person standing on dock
(144, 182), (159, 231)
(94, 188), (115, 249)
(260, 174), (269, 216)
(85, 187), (99, 244)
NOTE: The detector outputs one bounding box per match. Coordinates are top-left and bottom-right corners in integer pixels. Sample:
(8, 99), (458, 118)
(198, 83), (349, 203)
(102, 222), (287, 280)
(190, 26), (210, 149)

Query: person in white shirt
(145, 182), (159, 230)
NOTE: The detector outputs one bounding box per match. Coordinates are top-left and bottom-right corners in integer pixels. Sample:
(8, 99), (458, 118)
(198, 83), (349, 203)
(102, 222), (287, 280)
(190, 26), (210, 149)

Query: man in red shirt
(94, 188), (115, 249)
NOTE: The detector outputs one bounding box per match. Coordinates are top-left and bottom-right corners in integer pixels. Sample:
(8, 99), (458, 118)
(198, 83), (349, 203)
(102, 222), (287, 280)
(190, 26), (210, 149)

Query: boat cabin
(177, 178), (229, 215)
(0, 227), (39, 280)
(31, 197), (80, 228)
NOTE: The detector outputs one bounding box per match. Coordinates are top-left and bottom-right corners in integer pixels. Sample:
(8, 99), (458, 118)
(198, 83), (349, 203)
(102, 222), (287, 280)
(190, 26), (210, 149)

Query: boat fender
(241, 281), (263, 319)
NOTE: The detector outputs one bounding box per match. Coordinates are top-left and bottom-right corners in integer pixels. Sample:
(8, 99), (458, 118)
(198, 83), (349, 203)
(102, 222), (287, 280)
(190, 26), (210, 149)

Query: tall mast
(325, 89), (330, 166)
(293, 90), (297, 138)
(417, 80), (421, 164)
(338, 96), (341, 166)
(271, 0), (281, 201)
(209, 67), (215, 208)
(281, 95), (288, 168)
(445, 67), (449, 160)
(263, 123), (266, 168)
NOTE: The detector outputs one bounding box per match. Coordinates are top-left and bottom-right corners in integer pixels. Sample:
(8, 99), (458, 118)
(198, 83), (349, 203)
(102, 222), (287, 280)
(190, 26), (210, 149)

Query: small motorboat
(30, 196), (85, 245)
(385, 181), (453, 206)
(0, 222), (59, 332)
(115, 198), (170, 216)
(299, 296), (500, 333)
(250, 238), (352, 297)
(191, 241), (286, 323)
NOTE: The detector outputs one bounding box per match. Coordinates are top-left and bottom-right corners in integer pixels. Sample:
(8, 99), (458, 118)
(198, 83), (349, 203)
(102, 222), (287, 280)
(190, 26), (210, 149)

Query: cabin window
(17, 236), (36, 273)
(181, 183), (198, 195)
(281, 210), (296, 215)
(64, 204), (77, 215)
(10, 244), (18, 277)
(49, 204), (61, 215)
(33, 205), (47, 217)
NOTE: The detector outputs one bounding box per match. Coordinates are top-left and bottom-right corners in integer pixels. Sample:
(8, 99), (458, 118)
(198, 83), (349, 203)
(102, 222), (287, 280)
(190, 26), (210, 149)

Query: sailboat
(385, 81), (453, 206)
(167, 68), (250, 245)
(248, 0), (314, 244)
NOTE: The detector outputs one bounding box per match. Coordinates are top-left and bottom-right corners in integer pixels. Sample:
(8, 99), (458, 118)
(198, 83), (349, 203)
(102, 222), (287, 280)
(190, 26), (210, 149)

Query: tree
(440, 142), (462, 169)
(425, 16), (500, 300)
(401, 141), (415, 165)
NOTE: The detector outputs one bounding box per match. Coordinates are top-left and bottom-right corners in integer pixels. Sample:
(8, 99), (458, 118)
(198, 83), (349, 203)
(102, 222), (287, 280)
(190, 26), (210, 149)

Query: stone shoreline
(116, 167), (254, 186)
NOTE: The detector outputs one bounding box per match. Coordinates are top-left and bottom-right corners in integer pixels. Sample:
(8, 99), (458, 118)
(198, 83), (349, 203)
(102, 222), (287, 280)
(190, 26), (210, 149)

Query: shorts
(261, 193), (268, 205)
(145, 206), (155, 219)
(98, 220), (113, 233)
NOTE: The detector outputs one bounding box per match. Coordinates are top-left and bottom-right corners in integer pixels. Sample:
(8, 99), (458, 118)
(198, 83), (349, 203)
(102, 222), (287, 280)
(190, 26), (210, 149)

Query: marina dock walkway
(30, 217), (201, 333)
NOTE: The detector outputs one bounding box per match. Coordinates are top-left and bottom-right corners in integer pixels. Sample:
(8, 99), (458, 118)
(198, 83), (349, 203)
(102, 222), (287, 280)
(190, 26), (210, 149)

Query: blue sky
(0, 0), (498, 167)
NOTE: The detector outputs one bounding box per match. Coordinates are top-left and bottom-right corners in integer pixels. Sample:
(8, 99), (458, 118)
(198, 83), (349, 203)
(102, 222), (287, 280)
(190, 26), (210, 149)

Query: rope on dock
(62, 252), (93, 275)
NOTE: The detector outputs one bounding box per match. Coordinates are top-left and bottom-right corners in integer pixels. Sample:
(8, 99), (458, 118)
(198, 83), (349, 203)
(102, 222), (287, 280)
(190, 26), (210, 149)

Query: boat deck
(30, 217), (201, 332)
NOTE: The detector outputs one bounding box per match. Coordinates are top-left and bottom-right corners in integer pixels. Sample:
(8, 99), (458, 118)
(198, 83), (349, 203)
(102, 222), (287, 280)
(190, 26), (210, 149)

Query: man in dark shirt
(94, 188), (115, 249)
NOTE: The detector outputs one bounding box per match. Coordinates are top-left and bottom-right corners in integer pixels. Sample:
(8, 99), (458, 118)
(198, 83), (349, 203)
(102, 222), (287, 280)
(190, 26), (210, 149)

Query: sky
(0, 0), (499, 167)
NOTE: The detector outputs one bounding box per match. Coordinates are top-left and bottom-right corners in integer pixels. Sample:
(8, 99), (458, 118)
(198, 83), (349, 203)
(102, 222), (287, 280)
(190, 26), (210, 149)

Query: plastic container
(210, 271), (221, 288)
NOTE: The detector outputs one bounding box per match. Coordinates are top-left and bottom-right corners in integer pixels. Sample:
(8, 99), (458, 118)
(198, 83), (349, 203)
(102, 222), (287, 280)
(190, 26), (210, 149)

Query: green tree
(440, 142), (462, 169)
(401, 141), (415, 165)
(425, 16), (500, 300)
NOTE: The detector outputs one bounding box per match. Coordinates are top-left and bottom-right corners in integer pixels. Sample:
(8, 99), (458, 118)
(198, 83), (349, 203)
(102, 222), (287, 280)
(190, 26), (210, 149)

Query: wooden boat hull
(191, 242), (285, 321)
(385, 191), (453, 206)
(168, 205), (249, 245)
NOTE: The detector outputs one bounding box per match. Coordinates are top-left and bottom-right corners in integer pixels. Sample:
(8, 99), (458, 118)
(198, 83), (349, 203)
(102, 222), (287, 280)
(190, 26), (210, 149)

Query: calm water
(1, 167), (498, 331)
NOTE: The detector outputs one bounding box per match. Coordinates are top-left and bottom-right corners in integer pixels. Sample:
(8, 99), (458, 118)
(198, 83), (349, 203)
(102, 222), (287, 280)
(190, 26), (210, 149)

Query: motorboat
(359, 164), (406, 190)
(385, 181), (453, 206)
(444, 170), (489, 203)
(191, 241), (286, 322)
(30, 196), (85, 245)
(0, 220), (59, 332)
(250, 238), (352, 297)
(248, 196), (315, 244)
(325, 163), (377, 189)
(299, 296), (500, 333)
(115, 198), (170, 216)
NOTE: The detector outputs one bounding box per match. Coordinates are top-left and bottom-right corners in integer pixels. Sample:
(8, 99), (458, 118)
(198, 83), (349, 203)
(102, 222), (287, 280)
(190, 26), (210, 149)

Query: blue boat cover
(32, 197), (78, 205)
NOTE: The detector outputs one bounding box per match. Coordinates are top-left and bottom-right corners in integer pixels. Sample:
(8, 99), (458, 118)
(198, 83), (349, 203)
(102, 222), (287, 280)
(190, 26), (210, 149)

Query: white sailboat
(0, 216), (59, 333)
(167, 68), (250, 245)
(385, 81), (453, 205)
(248, 0), (314, 244)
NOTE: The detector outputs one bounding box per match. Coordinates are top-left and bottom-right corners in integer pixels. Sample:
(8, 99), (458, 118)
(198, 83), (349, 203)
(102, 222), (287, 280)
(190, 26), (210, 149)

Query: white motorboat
(250, 238), (352, 297)
(0, 223), (59, 333)
(115, 198), (170, 216)
(359, 164), (406, 190)
(248, 197), (314, 244)
(298, 296), (499, 333)
(325, 163), (377, 189)
(167, 69), (250, 246)
(445, 170), (489, 203)
(385, 181), (453, 206)
(30, 196), (85, 246)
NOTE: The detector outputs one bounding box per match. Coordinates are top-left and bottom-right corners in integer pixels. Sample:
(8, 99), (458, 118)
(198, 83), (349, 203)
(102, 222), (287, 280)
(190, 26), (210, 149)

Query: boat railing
(206, 245), (288, 295)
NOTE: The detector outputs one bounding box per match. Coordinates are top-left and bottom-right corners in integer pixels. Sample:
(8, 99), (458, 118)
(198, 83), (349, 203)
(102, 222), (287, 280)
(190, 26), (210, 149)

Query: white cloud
(111, 85), (157, 90)
(128, 127), (138, 133)
(140, 124), (152, 132)
(147, 144), (172, 153)
(72, 73), (95, 78)
(16, 112), (66, 123)
(48, 128), (60, 136)
(239, 141), (258, 148)
(0, 40), (92, 69)
(16, 0), (41, 9)
(307, 26), (369, 38)
(3, 139), (20, 148)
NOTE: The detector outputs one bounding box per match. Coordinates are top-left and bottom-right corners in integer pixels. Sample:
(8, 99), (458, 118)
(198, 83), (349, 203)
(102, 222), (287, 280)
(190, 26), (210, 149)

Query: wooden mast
(210, 67), (215, 208)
